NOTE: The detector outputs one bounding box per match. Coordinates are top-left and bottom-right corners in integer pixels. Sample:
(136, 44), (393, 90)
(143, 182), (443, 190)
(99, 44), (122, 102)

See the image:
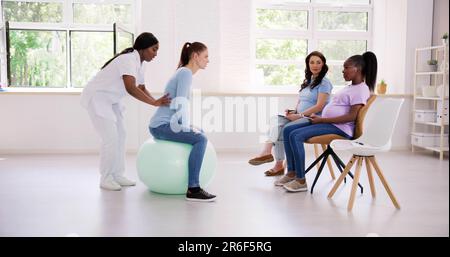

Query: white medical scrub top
(80, 50), (145, 122)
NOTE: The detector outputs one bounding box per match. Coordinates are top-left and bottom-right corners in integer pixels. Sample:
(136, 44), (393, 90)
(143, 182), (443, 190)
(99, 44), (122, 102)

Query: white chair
(304, 95), (377, 193)
(327, 98), (404, 211)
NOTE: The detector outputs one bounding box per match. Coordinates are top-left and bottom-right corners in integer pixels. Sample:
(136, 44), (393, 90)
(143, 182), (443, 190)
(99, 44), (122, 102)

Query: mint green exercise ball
(137, 139), (217, 194)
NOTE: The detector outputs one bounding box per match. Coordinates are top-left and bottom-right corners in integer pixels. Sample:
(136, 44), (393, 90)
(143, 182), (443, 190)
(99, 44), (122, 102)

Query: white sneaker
(114, 176), (136, 186)
(100, 178), (121, 191)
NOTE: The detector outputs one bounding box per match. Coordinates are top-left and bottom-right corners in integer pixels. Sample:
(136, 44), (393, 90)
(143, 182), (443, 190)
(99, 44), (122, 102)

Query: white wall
(0, 0), (437, 154)
(432, 0), (449, 46)
(405, 0), (434, 95)
(219, 0), (253, 92)
(372, 0), (433, 95)
(139, 0), (253, 93)
(140, 0), (221, 93)
(372, 0), (408, 95)
(0, 92), (412, 154)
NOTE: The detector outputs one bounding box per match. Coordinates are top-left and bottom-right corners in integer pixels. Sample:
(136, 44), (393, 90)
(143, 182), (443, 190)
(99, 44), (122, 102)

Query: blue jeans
(149, 124), (207, 188)
(283, 123), (351, 179)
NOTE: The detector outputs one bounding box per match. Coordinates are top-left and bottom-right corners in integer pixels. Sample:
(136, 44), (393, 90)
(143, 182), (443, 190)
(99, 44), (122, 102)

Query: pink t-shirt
(321, 83), (370, 137)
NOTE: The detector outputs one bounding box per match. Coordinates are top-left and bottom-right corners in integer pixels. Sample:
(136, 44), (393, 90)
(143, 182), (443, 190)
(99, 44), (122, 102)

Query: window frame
(1, 0), (135, 88)
(0, 1), (5, 86)
(253, 0), (373, 91)
(113, 22), (134, 55)
(69, 29), (115, 88)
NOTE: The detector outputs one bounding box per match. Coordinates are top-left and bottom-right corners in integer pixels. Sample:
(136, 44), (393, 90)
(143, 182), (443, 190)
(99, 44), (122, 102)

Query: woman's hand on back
(152, 93), (171, 106)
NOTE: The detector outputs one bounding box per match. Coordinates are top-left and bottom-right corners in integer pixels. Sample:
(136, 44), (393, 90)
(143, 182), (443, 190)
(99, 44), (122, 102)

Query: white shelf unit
(412, 45), (449, 160)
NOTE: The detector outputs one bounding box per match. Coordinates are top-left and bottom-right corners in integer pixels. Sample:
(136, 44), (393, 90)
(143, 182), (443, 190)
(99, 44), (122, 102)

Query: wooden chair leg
(313, 144), (320, 172)
(321, 144), (336, 179)
(328, 155), (358, 198)
(365, 157), (376, 197)
(368, 156), (400, 209)
(347, 157), (363, 211)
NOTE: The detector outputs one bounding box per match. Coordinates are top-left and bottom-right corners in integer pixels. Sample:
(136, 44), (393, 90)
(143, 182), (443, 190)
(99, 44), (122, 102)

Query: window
(71, 31), (113, 87)
(114, 23), (134, 55)
(0, 1), (4, 86)
(73, 3), (131, 25)
(8, 28), (67, 87)
(0, 0), (135, 88)
(254, 0), (372, 90)
(3, 1), (63, 23)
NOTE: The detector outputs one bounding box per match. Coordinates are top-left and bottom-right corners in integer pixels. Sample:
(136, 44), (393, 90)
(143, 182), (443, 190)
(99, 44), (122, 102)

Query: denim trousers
(150, 124), (207, 187)
(283, 123), (351, 179)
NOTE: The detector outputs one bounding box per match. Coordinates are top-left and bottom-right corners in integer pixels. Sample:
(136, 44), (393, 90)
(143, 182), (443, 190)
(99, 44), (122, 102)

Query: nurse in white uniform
(81, 32), (170, 191)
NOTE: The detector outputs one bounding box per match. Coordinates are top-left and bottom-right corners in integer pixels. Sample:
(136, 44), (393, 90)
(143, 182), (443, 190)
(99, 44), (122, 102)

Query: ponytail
(101, 32), (159, 69)
(362, 51), (377, 92)
(177, 42), (207, 68)
(178, 42), (192, 69)
(101, 47), (134, 69)
(347, 51), (378, 92)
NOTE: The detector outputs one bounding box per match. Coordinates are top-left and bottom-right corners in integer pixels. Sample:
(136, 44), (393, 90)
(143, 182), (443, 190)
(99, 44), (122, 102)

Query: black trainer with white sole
(186, 188), (216, 202)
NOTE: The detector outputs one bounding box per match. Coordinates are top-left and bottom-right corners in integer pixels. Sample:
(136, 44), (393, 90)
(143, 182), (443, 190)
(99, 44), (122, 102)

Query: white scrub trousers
(87, 103), (126, 182)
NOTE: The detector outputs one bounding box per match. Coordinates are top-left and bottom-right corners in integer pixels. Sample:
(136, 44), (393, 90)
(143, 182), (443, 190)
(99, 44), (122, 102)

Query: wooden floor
(0, 150), (448, 237)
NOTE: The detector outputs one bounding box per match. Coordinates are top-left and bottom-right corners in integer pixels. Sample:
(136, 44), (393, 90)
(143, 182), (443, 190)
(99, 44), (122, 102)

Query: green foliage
(4, 1), (133, 87)
(256, 9), (307, 30)
(256, 39), (307, 61)
(71, 32), (114, 88)
(256, 7), (369, 87)
(117, 32), (133, 54)
(10, 30), (66, 87)
(427, 59), (438, 65)
(318, 11), (367, 31)
(318, 40), (367, 61)
(442, 33), (448, 40)
(3, 1), (62, 23)
(73, 4), (131, 25)
(257, 64), (303, 86)
(326, 65), (346, 86)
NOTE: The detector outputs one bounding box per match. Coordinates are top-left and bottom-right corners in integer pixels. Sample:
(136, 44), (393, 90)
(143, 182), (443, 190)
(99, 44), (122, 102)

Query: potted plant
(442, 33), (448, 45)
(427, 59), (438, 72)
(376, 79), (387, 95)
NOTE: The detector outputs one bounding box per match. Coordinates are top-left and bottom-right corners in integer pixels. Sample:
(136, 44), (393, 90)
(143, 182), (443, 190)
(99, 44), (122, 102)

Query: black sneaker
(186, 188), (216, 202)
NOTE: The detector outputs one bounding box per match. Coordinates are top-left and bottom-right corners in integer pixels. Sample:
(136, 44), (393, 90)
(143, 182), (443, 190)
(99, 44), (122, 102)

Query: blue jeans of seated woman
(283, 123), (351, 179)
(149, 124), (207, 188)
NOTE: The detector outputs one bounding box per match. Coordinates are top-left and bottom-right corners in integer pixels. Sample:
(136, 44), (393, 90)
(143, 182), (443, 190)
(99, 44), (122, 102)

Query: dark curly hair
(300, 51), (329, 91)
